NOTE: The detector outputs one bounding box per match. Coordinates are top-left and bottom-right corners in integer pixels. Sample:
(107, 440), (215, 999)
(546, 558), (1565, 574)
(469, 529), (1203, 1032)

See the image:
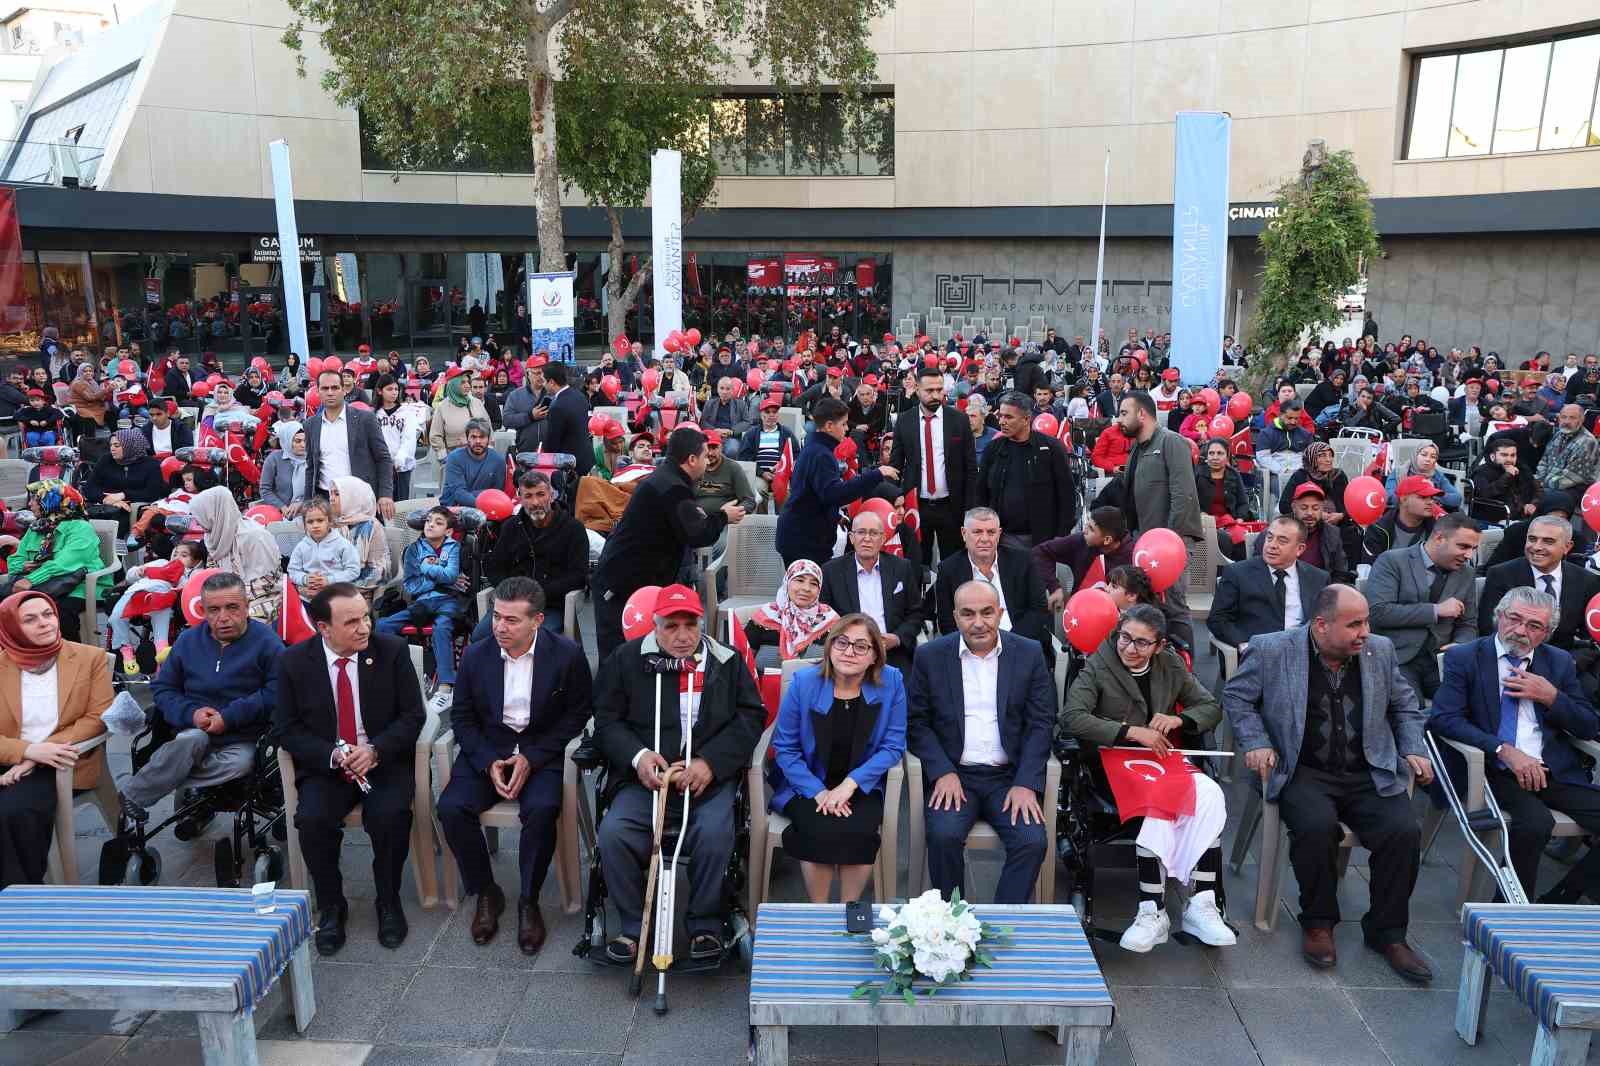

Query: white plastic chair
(1186, 515), (1221, 623)
(46, 727), (118, 885)
(701, 513), (783, 633)
(79, 520), (123, 645)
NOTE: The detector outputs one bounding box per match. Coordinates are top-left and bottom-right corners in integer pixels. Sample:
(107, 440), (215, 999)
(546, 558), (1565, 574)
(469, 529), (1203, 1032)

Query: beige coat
(428, 397), (491, 452)
(0, 641), (112, 788)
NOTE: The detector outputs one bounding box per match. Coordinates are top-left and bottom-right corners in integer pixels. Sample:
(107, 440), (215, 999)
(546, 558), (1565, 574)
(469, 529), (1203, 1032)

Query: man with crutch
(593, 585), (766, 1000)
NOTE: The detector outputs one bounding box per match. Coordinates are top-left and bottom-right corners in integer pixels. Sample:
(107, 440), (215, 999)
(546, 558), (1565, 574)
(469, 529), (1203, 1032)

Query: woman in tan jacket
(67, 363), (109, 432)
(427, 368), (490, 458)
(0, 589), (112, 887)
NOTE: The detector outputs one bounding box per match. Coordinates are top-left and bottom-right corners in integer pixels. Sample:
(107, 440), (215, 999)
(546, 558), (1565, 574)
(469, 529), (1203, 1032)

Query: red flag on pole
(1098, 749), (1197, 822)
(771, 438), (795, 507)
(280, 575), (316, 644)
(728, 609), (781, 726)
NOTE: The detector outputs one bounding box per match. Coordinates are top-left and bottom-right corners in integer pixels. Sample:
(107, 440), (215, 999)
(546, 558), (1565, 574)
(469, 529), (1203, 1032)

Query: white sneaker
(1180, 890), (1237, 947)
(428, 686), (453, 714)
(1119, 900), (1170, 953)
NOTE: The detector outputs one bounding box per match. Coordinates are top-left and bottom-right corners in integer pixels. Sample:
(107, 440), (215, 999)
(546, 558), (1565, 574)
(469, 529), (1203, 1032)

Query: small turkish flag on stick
(1099, 748), (1197, 823)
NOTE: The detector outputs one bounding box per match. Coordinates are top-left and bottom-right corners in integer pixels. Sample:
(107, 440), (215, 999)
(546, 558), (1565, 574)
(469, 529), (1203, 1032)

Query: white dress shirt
(316, 407), (351, 489)
(1532, 562), (1562, 605)
(324, 644), (368, 747)
(970, 559), (1012, 631)
(958, 638), (1008, 767)
(919, 406), (948, 500)
(855, 555), (887, 631)
(501, 634), (537, 733)
(1495, 637), (1543, 760)
(18, 664), (59, 744)
(1270, 564), (1303, 629)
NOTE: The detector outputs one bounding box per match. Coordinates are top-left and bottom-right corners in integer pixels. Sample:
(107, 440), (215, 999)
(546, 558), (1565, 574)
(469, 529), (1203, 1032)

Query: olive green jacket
(1059, 641), (1221, 747)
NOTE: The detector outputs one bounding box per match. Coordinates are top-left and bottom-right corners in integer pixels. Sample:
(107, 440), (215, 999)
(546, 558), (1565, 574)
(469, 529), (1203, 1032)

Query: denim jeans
(377, 600), (463, 685)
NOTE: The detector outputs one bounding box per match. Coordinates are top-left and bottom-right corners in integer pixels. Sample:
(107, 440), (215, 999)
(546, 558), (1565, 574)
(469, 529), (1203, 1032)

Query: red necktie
(923, 413), (937, 496)
(335, 657), (358, 748)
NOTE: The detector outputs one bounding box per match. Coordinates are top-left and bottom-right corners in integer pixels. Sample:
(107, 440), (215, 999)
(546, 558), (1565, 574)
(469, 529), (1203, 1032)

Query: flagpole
(1089, 147), (1110, 361)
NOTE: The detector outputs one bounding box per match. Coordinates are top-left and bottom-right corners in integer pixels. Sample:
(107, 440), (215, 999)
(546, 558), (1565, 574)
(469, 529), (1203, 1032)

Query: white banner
(527, 271), (576, 363)
(267, 140), (309, 360)
(651, 149), (683, 358)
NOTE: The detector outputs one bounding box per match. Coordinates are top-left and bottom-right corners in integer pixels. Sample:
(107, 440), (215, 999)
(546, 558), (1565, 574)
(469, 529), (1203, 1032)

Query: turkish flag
(1099, 749), (1197, 823)
(280, 576), (316, 645)
(771, 438), (795, 507)
(1082, 554), (1107, 589)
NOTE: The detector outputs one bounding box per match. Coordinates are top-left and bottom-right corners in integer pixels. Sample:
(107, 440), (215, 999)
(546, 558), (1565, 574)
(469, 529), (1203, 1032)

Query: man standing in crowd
(1223, 585), (1435, 982)
(503, 354), (551, 453)
(439, 577), (592, 954)
(890, 364), (977, 567)
(1117, 392), (1202, 617)
(1366, 513), (1480, 702)
(538, 361), (594, 477)
(776, 396), (894, 567)
(819, 508), (924, 676)
(1211, 516), (1329, 651)
(592, 427), (744, 661)
(977, 391), (1076, 551)
(440, 420), (505, 507)
(304, 368), (396, 521)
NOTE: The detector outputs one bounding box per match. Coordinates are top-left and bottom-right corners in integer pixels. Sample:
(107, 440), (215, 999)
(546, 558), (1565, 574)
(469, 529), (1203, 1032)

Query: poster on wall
(783, 254), (841, 296)
(144, 278), (162, 307)
(527, 270), (576, 363)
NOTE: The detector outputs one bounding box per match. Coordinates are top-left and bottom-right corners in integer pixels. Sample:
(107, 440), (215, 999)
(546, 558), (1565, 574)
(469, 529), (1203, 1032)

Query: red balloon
(1062, 589), (1120, 653)
(1344, 475), (1388, 527)
(588, 413), (611, 436)
(1226, 392), (1253, 422)
(475, 488), (514, 521)
(1133, 528), (1188, 593)
(1208, 414), (1235, 437)
(1033, 412), (1059, 438)
(180, 568), (222, 625)
(685, 328), (702, 347)
(623, 585), (661, 640)
(662, 334), (681, 353)
(641, 368), (662, 394)
(243, 504), (282, 526)
(745, 369), (765, 390)
(1582, 482), (1600, 533)
(856, 497), (898, 531)
(1199, 387), (1221, 417)
(1587, 591), (1600, 642)
(160, 456), (184, 480)
(323, 356), (343, 372)
(599, 374), (621, 401)
(190, 381), (211, 398)
(307, 357), (324, 377)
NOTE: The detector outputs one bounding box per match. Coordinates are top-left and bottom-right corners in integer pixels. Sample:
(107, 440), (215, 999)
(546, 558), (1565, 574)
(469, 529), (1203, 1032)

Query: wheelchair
(97, 705), (287, 889)
(386, 504), (492, 685)
(567, 728), (755, 1015)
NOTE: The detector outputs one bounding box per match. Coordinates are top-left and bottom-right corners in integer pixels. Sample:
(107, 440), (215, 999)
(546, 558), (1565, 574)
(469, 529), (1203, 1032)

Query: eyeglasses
(851, 528), (885, 538)
(1501, 613), (1550, 635)
(1116, 632), (1160, 651)
(831, 636), (875, 655)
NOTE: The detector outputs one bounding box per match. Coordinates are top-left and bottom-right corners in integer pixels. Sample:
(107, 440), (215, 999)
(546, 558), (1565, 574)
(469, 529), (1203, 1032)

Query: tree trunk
(526, 19), (565, 273)
(605, 206), (652, 341)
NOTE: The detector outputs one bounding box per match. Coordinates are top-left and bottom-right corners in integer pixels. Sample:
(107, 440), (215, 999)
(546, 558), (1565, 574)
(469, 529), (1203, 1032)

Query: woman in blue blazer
(770, 612), (907, 903)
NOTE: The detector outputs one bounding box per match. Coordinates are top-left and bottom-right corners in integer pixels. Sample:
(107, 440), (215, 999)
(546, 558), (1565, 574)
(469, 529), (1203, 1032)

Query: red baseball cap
(653, 583), (704, 618)
(862, 373), (880, 387)
(826, 366), (844, 378)
(601, 419), (625, 441)
(703, 429), (723, 446)
(526, 352), (549, 369)
(1292, 482), (1327, 501)
(1397, 475), (1442, 498)
(760, 395), (781, 411)
(1162, 368), (1180, 381)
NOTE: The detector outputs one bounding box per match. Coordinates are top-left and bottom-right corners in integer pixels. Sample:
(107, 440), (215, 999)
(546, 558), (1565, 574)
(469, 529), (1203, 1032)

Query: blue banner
(1170, 112), (1231, 384)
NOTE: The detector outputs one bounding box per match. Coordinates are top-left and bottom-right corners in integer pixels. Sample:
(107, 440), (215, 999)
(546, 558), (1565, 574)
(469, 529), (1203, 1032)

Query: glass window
(1492, 43), (1550, 154)
(1542, 34), (1600, 149)
(1407, 54), (1455, 159)
(710, 98), (747, 176)
(1448, 49), (1501, 156)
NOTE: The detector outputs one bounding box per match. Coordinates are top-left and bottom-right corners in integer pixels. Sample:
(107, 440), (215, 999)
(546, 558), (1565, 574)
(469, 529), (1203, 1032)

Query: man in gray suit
(1223, 585), (1435, 981)
(1365, 512), (1480, 702)
(1117, 391), (1201, 618)
(304, 368), (396, 519)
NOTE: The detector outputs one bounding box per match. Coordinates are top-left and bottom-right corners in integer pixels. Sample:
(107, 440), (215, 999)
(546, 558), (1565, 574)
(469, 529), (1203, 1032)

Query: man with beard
(476, 471), (589, 641)
(889, 364), (977, 565)
(440, 420), (505, 507)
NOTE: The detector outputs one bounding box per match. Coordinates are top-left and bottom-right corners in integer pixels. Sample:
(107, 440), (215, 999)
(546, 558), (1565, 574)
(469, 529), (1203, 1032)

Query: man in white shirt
(304, 369), (396, 518)
(906, 580), (1056, 903)
(819, 508), (925, 675)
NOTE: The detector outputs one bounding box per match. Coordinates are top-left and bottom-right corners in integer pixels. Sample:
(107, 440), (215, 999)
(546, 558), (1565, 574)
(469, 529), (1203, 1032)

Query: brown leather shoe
(517, 899), (546, 956)
(1371, 940), (1433, 984)
(471, 883), (505, 945)
(1301, 926), (1337, 969)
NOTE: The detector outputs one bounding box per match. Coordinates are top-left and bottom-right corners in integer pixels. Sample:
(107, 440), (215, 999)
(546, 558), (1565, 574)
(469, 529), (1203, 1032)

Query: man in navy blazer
(538, 361), (594, 477)
(907, 580), (1056, 903)
(436, 577), (593, 954)
(1429, 585), (1600, 904)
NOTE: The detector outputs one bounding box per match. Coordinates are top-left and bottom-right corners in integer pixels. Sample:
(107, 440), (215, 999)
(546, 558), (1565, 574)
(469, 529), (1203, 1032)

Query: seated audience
(476, 471), (588, 643)
(1213, 516), (1331, 651)
(746, 559), (838, 670)
(819, 510), (923, 677)
(108, 540), (206, 680)
(191, 486), (283, 624)
(288, 497), (361, 599)
(1384, 443), (1461, 511)
(1361, 476), (1440, 563)
(259, 422), (309, 517)
(441, 420), (506, 508)
(1468, 437), (1538, 524)
(377, 506), (468, 711)
(1367, 513), (1480, 702)
(1194, 440), (1255, 560)
(330, 476), (391, 592)
(933, 507), (1051, 655)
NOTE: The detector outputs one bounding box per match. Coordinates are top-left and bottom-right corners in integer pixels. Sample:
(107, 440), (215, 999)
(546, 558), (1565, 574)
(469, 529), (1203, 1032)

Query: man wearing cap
(1367, 512), (1480, 701)
(1535, 405), (1600, 494)
(1212, 515), (1330, 651)
(1448, 377), (1488, 435)
(304, 369), (396, 520)
(798, 366), (847, 431)
(502, 355), (552, 453)
(593, 584), (766, 966)
(1151, 366), (1184, 416)
(700, 375), (754, 459)
(592, 427), (745, 660)
(140, 398), (193, 456)
(1257, 481), (1352, 583)
(693, 430), (757, 522)
(1361, 475), (1441, 563)
(740, 395), (797, 489)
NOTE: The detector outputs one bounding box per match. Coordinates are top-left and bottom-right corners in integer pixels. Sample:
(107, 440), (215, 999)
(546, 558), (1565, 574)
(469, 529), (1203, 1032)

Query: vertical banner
(1169, 111), (1230, 383)
(527, 271), (576, 363)
(267, 139), (310, 361)
(1090, 148), (1109, 361)
(650, 149), (683, 358)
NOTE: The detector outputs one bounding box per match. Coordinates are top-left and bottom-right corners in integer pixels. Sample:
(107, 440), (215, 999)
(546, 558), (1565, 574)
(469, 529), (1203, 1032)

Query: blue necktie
(1498, 654), (1524, 760)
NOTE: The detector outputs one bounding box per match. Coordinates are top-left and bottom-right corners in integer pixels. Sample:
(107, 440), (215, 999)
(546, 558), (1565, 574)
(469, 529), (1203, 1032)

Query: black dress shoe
(516, 899), (546, 956)
(376, 899), (408, 950)
(471, 883), (505, 945)
(314, 899), (348, 957)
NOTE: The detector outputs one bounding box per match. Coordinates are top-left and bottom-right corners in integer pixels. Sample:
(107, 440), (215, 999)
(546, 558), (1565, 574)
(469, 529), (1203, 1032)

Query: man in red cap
(593, 583), (765, 967)
(1151, 364), (1184, 417)
(740, 394), (797, 491)
(1362, 474), (1442, 563)
(502, 353), (552, 451)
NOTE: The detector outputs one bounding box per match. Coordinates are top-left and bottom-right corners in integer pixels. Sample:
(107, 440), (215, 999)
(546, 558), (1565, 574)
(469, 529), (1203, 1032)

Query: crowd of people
(0, 316), (1597, 993)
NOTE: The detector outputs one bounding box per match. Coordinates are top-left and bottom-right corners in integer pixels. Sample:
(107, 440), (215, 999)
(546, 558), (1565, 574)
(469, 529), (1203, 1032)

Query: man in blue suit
(436, 576), (593, 954)
(907, 580), (1055, 903)
(1429, 585), (1600, 903)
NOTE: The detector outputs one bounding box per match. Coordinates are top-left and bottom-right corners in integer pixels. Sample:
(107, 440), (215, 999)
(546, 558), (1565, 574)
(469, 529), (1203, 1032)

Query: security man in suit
(538, 361), (595, 477)
(819, 508), (925, 676)
(889, 363), (978, 565)
(1365, 512), (1481, 702)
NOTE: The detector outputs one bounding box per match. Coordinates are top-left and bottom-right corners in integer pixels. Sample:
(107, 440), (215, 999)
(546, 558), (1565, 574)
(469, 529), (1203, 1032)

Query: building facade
(0, 0), (1595, 364)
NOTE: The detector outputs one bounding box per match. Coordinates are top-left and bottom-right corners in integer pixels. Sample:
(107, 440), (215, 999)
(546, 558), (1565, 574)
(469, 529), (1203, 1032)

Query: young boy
(108, 540), (207, 679)
(287, 497), (360, 597)
(17, 388), (63, 446)
(376, 506), (466, 711)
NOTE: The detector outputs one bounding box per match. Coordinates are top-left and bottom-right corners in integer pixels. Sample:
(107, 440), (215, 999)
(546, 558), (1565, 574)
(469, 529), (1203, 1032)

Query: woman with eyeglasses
(1060, 603), (1233, 953)
(768, 613), (906, 903)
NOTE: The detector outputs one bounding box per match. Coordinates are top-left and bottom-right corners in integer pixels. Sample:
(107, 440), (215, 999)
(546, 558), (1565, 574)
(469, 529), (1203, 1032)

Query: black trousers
(294, 761), (414, 907)
(918, 496), (963, 569)
(0, 767), (56, 888)
(598, 778), (736, 939)
(1487, 768), (1600, 900)
(436, 756), (562, 900)
(1277, 765), (1421, 946)
(593, 581), (627, 664)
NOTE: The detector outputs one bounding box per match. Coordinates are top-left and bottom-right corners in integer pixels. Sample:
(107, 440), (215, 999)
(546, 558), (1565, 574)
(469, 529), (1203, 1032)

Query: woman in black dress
(769, 613), (907, 903)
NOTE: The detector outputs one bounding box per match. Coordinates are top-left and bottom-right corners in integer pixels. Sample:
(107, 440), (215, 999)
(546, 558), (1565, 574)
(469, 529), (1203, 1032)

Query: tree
(1250, 141), (1381, 367)
(282, 0), (893, 288)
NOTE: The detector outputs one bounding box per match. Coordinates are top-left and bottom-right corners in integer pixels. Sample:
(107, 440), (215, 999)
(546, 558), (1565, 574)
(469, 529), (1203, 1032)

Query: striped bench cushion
(1463, 902), (1600, 1030)
(751, 903), (1112, 1007)
(0, 886), (312, 1011)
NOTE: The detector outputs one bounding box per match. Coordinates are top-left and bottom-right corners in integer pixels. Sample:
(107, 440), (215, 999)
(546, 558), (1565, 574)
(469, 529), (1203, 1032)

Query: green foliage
(1251, 149), (1381, 359)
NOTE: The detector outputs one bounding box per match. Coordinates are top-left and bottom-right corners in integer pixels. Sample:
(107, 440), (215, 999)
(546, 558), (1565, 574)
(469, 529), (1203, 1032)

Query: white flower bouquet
(848, 889), (1010, 1005)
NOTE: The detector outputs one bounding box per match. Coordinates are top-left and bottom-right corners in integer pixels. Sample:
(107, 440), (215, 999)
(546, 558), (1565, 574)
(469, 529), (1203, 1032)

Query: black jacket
(1193, 465), (1254, 521)
(846, 396), (889, 440)
(1361, 507), (1434, 564)
(140, 419), (194, 455)
(1209, 556), (1329, 649)
(976, 431), (1077, 540)
(1477, 559), (1600, 651)
(1468, 459), (1538, 524)
(485, 505), (590, 605)
(542, 386), (595, 477)
(888, 403), (977, 514)
(0, 381), (26, 419)
(271, 632), (426, 776)
(819, 550), (925, 674)
(449, 629), (591, 775)
(1305, 380), (1343, 417)
(933, 546), (1050, 652)
(83, 455), (167, 504)
(1277, 467), (1351, 517)
(1012, 351), (1049, 397)
(593, 461), (727, 594)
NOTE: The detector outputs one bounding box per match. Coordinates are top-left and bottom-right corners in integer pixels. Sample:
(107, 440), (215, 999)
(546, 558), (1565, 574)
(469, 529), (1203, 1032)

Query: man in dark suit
(820, 508), (924, 676)
(1477, 515), (1600, 654)
(1430, 585), (1600, 904)
(1210, 516), (1330, 650)
(538, 361), (594, 477)
(907, 580), (1055, 903)
(933, 507), (1050, 655)
(889, 364), (977, 566)
(437, 577), (593, 954)
(304, 368), (396, 519)
(273, 583), (426, 956)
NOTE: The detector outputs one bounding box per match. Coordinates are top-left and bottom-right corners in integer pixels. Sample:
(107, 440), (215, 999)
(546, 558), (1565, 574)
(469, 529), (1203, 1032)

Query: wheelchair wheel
(214, 838), (238, 888)
(1069, 888), (1091, 931)
(253, 847), (284, 885)
(134, 848), (162, 886)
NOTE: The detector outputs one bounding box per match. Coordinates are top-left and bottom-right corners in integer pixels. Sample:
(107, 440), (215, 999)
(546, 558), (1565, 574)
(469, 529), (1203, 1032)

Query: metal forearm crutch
(1424, 732), (1528, 905)
(649, 668), (695, 1016)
